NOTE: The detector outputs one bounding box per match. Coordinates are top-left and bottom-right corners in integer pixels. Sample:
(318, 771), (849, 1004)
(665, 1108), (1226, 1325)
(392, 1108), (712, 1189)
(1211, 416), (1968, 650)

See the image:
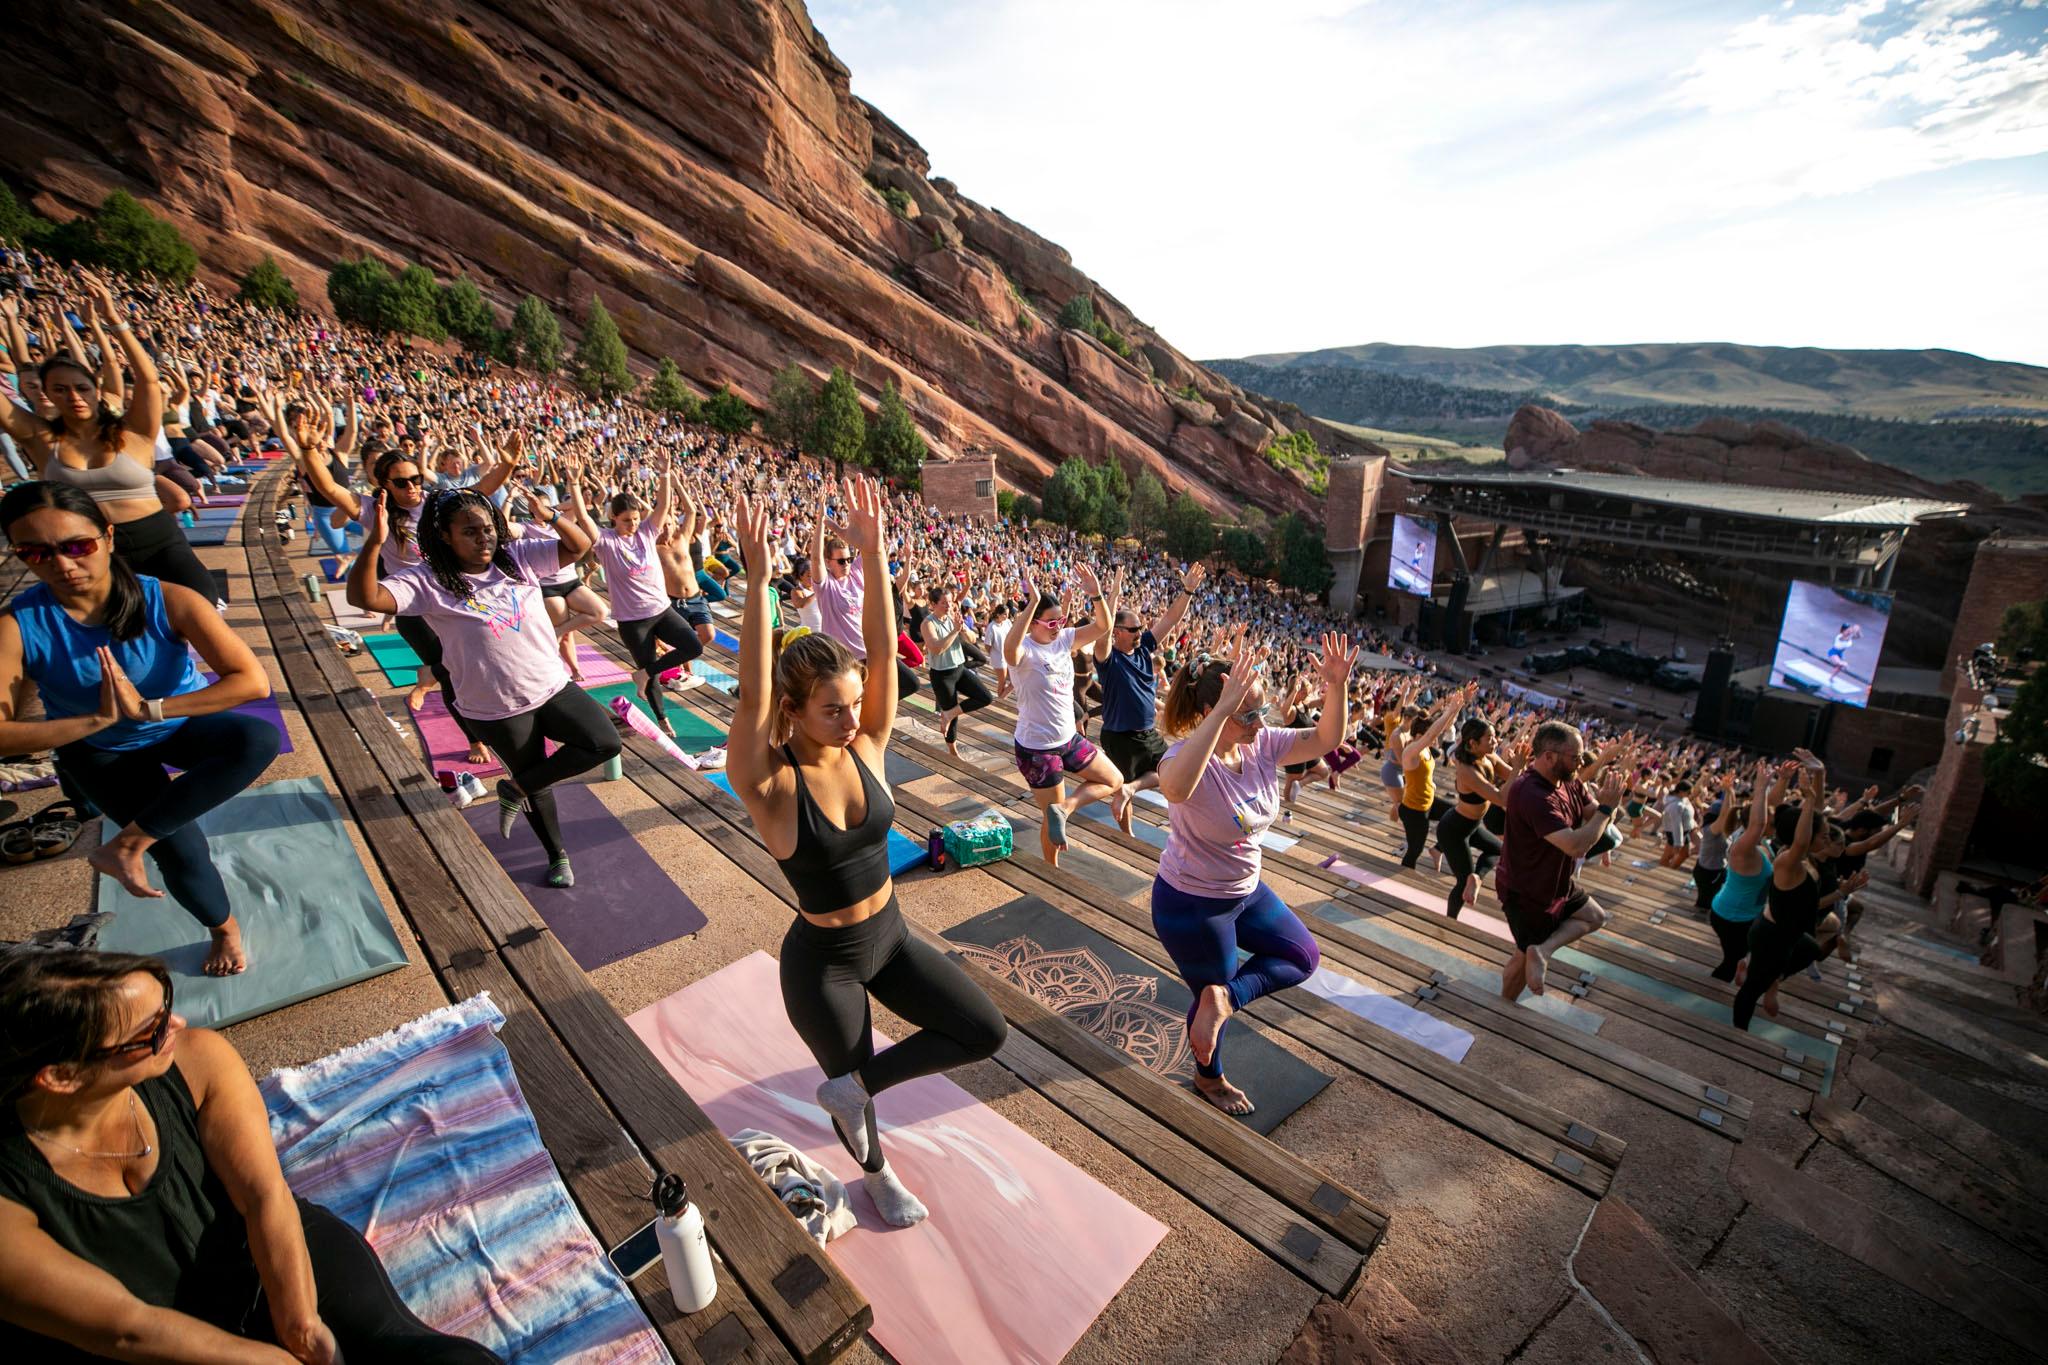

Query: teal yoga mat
(586, 681), (726, 750)
(95, 777), (408, 1027)
(364, 632), (425, 686)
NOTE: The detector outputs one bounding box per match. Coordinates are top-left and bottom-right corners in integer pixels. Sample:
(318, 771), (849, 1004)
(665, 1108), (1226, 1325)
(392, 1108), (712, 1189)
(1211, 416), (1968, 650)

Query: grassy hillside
(1219, 342), (2048, 419)
(1316, 419), (1504, 467)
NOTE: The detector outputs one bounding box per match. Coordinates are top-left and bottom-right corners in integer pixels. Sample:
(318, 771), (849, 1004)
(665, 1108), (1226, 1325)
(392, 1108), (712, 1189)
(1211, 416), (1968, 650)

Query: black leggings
(617, 608), (703, 721)
(1708, 909), (1753, 981)
(465, 684), (620, 861)
(57, 713), (280, 928)
(1694, 864), (1727, 911)
(394, 614), (483, 747)
(247, 1201), (501, 1362)
(1399, 799), (1447, 868)
(779, 897), (1006, 1172)
(1436, 805), (1501, 919)
(928, 664), (993, 715)
(1732, 915), (1824, 1030)
(113, 507), (216, 602)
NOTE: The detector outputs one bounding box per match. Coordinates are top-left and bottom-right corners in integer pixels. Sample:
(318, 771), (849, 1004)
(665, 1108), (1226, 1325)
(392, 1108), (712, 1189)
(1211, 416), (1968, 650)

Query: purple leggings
(1150, 877), (1320, 1078)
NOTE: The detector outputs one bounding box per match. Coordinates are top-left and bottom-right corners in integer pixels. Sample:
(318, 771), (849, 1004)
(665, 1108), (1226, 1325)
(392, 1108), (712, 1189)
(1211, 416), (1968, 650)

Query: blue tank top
(1712, 852), (1773, 923)
(11, 577), (204, 751)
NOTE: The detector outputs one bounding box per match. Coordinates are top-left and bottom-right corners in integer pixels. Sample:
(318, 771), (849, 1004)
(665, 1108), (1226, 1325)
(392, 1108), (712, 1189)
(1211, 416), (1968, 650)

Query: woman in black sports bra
(727, 475), (1005, 1229)
(1733, 757), (1866, 1029)
(1435, 717), (1521, 919)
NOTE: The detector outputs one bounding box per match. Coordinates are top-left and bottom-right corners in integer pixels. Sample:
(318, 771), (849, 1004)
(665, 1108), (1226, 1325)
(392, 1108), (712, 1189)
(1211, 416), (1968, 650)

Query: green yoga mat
(95, 777), (409, 1028)
(364, 632), (425, 687)
(585, 681), (727, 749)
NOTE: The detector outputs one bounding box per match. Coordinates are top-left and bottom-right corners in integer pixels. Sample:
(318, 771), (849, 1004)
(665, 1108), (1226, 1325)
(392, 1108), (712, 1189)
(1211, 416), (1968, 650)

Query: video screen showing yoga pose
(1767, 580), (1893, 708)
(1387, 514), (1436, 597)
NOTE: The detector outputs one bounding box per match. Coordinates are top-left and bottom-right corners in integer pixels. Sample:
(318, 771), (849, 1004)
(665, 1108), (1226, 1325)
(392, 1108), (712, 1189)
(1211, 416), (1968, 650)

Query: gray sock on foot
(863, 1162), (928, 1228)
(816, 1073), (872, 1165)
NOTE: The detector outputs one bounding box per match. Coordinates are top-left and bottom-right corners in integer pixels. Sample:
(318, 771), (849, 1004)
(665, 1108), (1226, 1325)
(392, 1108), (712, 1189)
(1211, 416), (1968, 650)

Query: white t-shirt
(987, 620), (1011, 667)
(1013, 627), (1078, 750)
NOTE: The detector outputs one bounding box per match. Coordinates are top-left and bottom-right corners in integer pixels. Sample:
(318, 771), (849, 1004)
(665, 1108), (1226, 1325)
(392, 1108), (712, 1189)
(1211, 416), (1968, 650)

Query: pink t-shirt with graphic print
(594, 523), (669, 624)
(382, 537), (570, 722)
(816, 557), (866, 658)
(1157, 725), (1309, 900)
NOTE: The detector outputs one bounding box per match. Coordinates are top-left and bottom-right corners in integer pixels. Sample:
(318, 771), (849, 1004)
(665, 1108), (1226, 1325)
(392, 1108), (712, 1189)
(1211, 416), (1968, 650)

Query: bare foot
(1733, 959), (1748, 988)
(205, 918), (249, 976)
(406, 681), (430, 712)
(1463, 874), (1479, 905)
(466, 742), (490, 766)
(1761, 983), (1781, 1019)
(1189, 983), (1234, 1068)
(87, 840), (163, 899)
(1194, 1074), (1255, 1116)
(1524, 945), (1549, 996)
(1111, 783), (1134, 835)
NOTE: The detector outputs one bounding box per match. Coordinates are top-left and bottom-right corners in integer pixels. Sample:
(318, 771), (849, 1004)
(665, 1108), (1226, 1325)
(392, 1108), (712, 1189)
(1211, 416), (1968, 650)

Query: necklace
(26, 1090), (153, 1161)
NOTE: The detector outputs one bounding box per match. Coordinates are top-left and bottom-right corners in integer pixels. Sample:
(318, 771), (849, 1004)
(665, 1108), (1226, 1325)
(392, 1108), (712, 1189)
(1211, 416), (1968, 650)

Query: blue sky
(810, 0), (2048, 364)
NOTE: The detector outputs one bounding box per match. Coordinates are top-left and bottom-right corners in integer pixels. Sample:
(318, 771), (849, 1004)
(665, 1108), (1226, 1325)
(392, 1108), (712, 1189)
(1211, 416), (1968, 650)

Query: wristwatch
(1596, 802), (1614, 816)
(145, 697), (165, 723)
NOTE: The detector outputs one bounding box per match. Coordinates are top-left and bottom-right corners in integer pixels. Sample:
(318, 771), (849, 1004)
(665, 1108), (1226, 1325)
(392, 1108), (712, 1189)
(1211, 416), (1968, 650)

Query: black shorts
(540, 579), (580, 600)
(1501, 887), (1595, 951)
(1099, 726), (1167, 782)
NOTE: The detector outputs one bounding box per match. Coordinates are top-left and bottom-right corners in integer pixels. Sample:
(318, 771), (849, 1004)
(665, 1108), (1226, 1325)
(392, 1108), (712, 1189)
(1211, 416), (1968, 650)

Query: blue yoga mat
(95, 777), (408, 1027)
(703, 771), (928, 875)
(714, 629), (739, 652)
(185, 523), (232, 546)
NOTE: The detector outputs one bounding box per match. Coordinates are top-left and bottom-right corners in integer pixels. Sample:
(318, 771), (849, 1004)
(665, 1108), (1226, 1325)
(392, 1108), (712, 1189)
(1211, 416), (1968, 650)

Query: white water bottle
(652, 1172), (717, 1312)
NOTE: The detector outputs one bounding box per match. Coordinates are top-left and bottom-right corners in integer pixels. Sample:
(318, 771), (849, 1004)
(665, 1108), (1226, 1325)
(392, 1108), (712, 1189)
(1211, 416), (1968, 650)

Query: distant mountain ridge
(1213, 342), (2048, 419)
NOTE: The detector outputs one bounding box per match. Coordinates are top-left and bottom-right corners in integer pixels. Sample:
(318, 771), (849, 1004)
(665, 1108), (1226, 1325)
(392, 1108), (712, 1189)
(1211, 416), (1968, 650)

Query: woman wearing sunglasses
(0, 950), (501, 1363)
(276, 405), (504, 768)
(1001, 561), (1133, 866)
(1151, 628), (1358, 1116)
(0, 279), (216, 603)
(0, 482), (278, 976)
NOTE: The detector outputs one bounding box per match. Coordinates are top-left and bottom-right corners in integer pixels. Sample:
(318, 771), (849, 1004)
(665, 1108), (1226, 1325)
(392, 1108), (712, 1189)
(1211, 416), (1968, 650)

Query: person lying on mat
(272, 397), (498, 768)
(0, 482), (279, 976)
(0, 950), (503, 1364)
(347, 473), (618, 891)
(1150, 627), (1358, 1116)
(728, 476), (1006, 1229)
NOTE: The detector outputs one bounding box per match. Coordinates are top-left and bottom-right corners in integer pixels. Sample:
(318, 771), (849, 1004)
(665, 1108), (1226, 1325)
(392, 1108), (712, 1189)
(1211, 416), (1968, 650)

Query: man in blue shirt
(1094, 561), (1203, 830)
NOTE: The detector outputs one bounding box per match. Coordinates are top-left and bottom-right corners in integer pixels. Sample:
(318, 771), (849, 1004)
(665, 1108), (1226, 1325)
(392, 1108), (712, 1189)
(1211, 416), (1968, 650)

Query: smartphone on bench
(608, 1218), (662, 1281)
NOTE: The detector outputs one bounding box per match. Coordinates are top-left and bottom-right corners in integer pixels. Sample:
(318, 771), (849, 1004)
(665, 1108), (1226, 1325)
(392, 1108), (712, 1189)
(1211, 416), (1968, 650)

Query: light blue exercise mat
(95, 777), (408, 1027)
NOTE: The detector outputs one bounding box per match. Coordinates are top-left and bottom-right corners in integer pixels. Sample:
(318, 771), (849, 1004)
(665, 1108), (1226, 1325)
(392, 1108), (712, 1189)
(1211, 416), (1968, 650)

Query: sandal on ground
(1, 821), (36, 865)
(29, 803), (84, 860)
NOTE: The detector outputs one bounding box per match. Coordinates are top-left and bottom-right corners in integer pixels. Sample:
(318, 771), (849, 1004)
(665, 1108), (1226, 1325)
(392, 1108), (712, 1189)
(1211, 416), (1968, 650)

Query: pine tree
(1275, 512), (1332, 594)
(510, 294), (563, 375)
(237, 255), (299, 312)
(326, 257), (393, 328)
(646, 358), (700, 419)
(378, 264), (445, 341)
(763, 363), (817, 449)
(1128, 470), (1167, 540)
(701, 383), (758, 435)
(809, 366), (868, 468)
(574, 295), (631, 396)
(864, 381), (927, 481)
(436, 277), (498, 352)
(1164, 492), (1214, 563)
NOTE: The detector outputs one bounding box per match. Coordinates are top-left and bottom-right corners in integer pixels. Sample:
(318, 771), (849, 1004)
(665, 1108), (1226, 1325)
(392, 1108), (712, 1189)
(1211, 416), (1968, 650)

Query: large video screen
(1767, 580), (1893, 708)
(1388, 514), (1437, 597)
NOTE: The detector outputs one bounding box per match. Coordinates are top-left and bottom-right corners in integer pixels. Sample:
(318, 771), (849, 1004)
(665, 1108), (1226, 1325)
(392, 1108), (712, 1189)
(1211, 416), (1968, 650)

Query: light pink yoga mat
(325, 587), (381, 634)
(1323, 856), (1520, 944)
(408, 646), (632, 777)
(628, 952), (1167, 1365)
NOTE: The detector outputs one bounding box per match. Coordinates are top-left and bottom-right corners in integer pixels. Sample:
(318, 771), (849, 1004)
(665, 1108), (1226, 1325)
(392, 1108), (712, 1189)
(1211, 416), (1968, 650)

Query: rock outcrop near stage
(0, 0), (1342, 515)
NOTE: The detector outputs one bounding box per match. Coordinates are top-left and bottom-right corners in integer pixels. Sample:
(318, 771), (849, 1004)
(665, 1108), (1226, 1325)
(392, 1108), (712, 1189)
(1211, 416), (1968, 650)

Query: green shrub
(646, 358), (700, 419)
(510, 294), (563, 374)
(1274, 512), (1331, 594)
(326, 256), (395, 328)
(379, 264), (445, 341)
(573, 295), (631, 396)
(40, 190), (198, 283)
(1164, 492), (1214, 562)
(237, 255), (299, 312)
(809, 366), (868, 467)
(1264, 429), (1329, 494)
(1059, 294), (1095, 331)
(763, 363), (817, 449)
(1128, 470), (1167, 540)
(865, 380), (927, 481)
(701, 383), (758, 435)
(0, 182), (53, 246)
(436, 276), (499, 353)
(881, 186), (913, 216)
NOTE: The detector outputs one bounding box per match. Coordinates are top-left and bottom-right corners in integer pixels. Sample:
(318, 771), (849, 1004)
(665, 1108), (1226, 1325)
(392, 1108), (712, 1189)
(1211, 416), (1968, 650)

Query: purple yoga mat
(460, 781), (706, 969)
(205, 494), (249, 507)
(169, 666), (293, 768)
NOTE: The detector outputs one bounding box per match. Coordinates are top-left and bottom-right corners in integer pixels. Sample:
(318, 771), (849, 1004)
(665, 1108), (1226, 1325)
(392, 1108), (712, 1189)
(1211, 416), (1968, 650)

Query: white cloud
(811, 0), (2048, 363)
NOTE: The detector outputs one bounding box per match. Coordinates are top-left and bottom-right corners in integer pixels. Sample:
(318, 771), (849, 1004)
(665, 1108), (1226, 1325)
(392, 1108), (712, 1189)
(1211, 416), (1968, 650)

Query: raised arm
(1403, 681), (1474, 768)
(86, 277), (161, 446)
(344, 491), (401, 616)
(1003, 564), (1036, 671)
(843, 474), (897, 744)
(1150, 560), (1204, 644)
(1070, 562), (1109, 651)
(726, 492), (780, 797)
(471, 427), (523, 500)
(806, 477), (829, 591)
(1156, 628), (1253, 804)
(1542, 764), (1626, 860)
(84, 303), (124, 410)
(1774, 766), (1823, 889)
(1282, 629), (1360, 766)
(1092, 567), (1125, 662)
(335, 390), (359, 456)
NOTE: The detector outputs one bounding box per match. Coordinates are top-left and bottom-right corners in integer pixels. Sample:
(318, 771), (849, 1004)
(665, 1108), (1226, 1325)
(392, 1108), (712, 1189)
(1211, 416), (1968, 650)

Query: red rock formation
(0, 0), (1368, 518)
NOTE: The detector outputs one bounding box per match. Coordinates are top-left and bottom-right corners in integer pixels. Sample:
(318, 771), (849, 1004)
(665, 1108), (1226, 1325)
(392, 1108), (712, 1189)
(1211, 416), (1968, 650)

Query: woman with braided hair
(345, 479), (618, 889)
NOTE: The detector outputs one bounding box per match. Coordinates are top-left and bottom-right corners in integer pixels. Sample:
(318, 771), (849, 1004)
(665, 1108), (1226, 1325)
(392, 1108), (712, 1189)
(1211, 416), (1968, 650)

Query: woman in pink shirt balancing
(346, 471), (618, 889)
(1152, 627), (1358, 1116)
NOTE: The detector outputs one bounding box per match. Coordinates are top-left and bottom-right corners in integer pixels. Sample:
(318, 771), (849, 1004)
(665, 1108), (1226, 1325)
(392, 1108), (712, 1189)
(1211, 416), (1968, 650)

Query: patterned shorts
(1014, 733), (1100, 790)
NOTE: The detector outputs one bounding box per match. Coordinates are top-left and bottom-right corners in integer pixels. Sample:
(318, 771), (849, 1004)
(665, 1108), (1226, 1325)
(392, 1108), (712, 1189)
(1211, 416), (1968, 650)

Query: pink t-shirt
(594, 524), (668, 623)
(816, 559), (866, 658)
(1158, 725), (1309, 899)
(376, 506), (423, 576)
(523, 520), (580, 586)
(382, 538), (570, 721)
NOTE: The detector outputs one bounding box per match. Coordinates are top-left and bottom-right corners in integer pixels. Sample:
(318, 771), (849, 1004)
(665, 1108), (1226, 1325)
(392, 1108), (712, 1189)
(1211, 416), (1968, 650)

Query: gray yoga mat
(945, 894), (1332, 1133)
(95, 777), (408, 1027)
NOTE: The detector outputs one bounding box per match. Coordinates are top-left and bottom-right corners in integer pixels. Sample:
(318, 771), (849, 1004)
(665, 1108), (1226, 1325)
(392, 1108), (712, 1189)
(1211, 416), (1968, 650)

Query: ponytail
(1160, 656), (1233, 738)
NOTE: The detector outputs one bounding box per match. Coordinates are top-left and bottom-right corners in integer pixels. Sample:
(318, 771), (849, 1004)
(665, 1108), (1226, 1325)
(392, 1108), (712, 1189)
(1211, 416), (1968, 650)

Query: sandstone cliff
(1, 0), (1365, 515)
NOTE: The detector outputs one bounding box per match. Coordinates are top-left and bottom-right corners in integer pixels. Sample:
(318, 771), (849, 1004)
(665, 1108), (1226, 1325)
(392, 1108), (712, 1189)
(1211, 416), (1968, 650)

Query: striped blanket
(263, 995), (667, 1364)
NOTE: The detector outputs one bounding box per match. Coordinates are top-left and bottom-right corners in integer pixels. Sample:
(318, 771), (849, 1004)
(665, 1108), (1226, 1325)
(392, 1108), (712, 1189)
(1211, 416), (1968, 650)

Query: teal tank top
(1712, 852), (1774, 923)
(9, 576), (204, 750)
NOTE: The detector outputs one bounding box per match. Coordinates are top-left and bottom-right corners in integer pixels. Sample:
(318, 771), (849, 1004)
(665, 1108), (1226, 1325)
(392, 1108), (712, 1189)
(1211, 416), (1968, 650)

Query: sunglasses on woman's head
(88, 982), (175, 1061)
(10, 537), (101, 565)
(1235, 705), (1269, 727)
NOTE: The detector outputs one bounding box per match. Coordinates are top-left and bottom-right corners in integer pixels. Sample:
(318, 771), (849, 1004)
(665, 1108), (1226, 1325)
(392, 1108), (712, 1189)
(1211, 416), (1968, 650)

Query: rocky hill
(1221, 342), (2048, 419)
(0, 0), (1364, 515)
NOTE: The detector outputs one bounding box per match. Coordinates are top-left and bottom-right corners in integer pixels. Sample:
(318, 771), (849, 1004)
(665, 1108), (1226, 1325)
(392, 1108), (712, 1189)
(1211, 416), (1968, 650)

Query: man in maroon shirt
(1495, 720), (1626, 998)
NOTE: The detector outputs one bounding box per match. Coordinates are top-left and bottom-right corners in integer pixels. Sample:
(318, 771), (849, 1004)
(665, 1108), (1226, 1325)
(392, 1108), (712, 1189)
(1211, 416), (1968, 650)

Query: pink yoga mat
(628, 952), (1167, 1365)
(1322, 856), (1519, 944)
(409, 646), (632, 778)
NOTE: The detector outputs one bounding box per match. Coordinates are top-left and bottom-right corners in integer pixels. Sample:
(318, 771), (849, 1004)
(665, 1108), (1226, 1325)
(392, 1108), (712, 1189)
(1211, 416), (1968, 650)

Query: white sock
(863, 1162), (928, 1228)
(816, 1073), (872, 1166)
